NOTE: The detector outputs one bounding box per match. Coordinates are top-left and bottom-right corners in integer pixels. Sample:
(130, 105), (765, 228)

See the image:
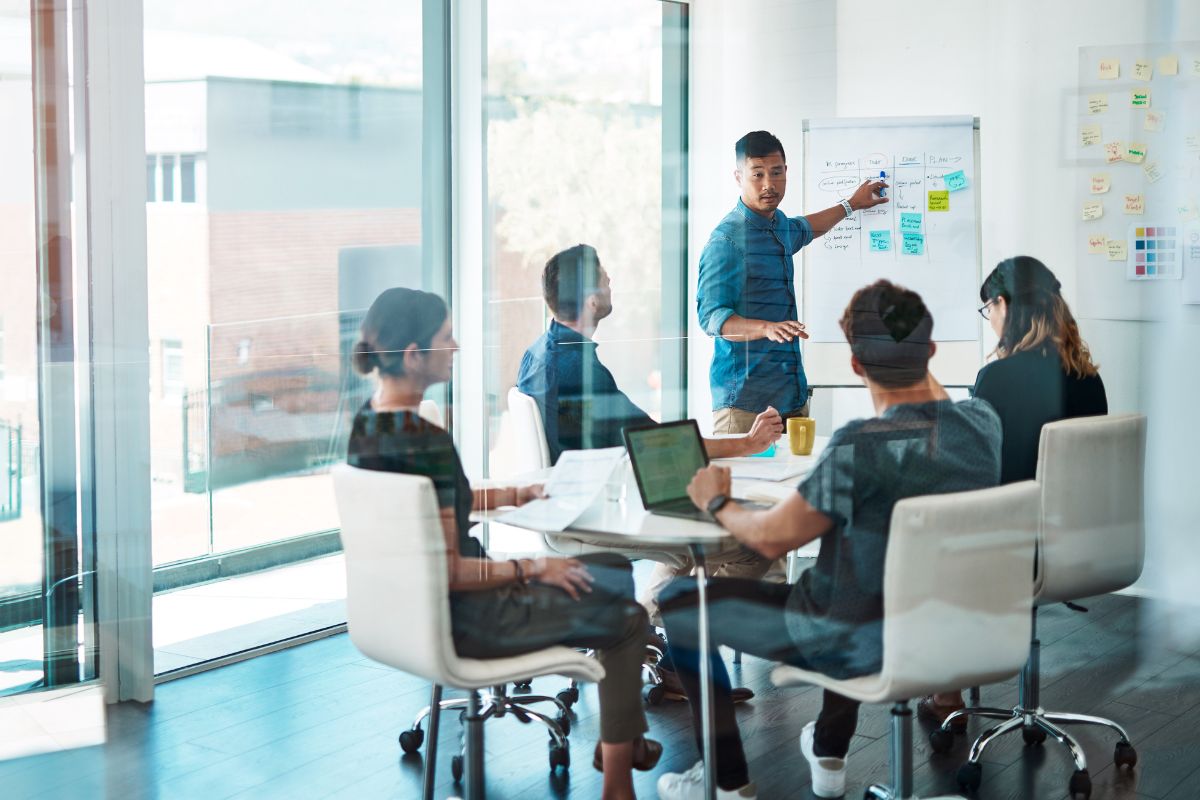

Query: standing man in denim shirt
(698, 131), (890, 433)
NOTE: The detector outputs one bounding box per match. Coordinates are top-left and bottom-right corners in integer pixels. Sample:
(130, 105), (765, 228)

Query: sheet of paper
(1090, 173), (1111, 194)
(868, 229), (892, 252)
(1158, 55), (1178, 75)
(927, 190), (950, 212)
(1087, 234), (1108, 254)
(1107, 239), (1128, 261)
(722, 460), (810, 483)
(1144, 162), (1165, 184)
(899, 212), (922, 233)
(1098, 58), (1120, 80)
(1079, 125), (1101, 147)
(944, 169), (968, 191)
(1132, 59), (1153, 81)
(1124, 194), (1145, 215)
(1130, 89), (1151, 108)
(496, 447), (625, 532)
(1123, 143), (1147, 163)
(901, 231), (925, 255)
(1104, 141), (1125, 164)
(1144, 110), (1166, 132)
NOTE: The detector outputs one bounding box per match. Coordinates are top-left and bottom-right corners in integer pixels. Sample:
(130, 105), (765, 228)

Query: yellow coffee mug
(787, 416), (815, 456)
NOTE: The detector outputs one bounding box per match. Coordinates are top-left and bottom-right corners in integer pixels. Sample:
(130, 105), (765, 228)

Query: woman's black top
(972, 348), (1108, 484)
(347, 403), (485, 559)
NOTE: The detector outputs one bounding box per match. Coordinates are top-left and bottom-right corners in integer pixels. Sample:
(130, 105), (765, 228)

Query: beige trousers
(712, 403), (811, 434)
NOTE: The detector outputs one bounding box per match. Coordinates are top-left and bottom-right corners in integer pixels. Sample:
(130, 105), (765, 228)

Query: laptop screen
(624, 420), (709, 507)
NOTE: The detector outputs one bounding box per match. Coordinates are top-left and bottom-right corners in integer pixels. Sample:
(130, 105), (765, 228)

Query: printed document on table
(497, 447), (625, 532)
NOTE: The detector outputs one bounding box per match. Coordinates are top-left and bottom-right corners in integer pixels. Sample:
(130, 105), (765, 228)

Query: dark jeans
(660, 576), (860, 791)
(450, 552), (649, 743)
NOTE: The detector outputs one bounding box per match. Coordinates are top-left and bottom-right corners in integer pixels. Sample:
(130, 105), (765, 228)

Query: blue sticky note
(749, 442), (776, 458)
(869, 229), (892, 252)
(899, 212), (922, 233)
(945, 170), (968, 192)
(902, 232), (925, 255)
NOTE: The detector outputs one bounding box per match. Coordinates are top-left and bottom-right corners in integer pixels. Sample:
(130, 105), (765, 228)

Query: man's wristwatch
(706, 494), (731, 516)
(839, 198), (854, 218)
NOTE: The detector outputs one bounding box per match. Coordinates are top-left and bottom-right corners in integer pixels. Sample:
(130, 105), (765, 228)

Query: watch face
(707, 494), (728, 515)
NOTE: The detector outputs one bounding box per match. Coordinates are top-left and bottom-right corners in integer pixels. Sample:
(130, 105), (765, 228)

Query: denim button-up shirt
(697, 199), (813, 412)
(517, 320), (654, 463)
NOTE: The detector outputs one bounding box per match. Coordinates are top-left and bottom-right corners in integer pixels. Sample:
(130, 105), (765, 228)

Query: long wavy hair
(980, 256), (1098, 377)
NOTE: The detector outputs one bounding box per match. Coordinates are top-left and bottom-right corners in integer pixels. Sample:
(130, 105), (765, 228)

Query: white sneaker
(656, 760), (757, 799)
(800, 721), (847, 798)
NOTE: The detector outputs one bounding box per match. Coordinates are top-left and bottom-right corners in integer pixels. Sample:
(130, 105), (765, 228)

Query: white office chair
(935, 413), (1147, 799)
(417, 398), (443, 427)
(506, 387), (552, 474)
(773, 481), (1040, 800)
(332, 464), (604, 800)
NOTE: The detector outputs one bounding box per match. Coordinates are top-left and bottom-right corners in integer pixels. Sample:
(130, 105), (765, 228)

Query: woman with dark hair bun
(347, 288), (660, 799)
(971, 256), (1107, 485)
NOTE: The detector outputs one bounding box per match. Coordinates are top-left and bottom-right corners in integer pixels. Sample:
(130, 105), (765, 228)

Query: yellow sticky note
(1090, 173), (1111, 194)
(1124, 194), (1145, 215)
(1080, 124), (1102, 147)
(1158, 55), (1179, 75)
(1123, 143), (1147, 163)
(1087, 94), (1108, 114)
(1104, 141), (1125, 164)
(1186, 134), (1200, 152)
(1082, 200), (1104, 221)
(1130, 88), (1151, 108)
(1144, 110), (1166, 132)
(1144, 162), (1165, 184)
(927, 191), (950, 212)
(1192, 57), (1200, 76)
(1133, 59), (1153, 80)
(1098, 58), (1120, 80)
(1087, 235), (1107, 254)
(1107, 239), (1128, 261)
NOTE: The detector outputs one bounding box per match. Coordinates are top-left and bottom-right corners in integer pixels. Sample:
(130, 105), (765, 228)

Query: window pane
(179, 154), (195, 202)
(145, 155), (157, 201)
(160, 154), (174, 201)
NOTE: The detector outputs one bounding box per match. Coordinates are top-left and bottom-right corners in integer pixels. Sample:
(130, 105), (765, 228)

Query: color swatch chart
(1129, 225), (1179, 280)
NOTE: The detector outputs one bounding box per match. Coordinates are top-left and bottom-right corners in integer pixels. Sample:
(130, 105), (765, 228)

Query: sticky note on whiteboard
(1144, 162), (1165, 184)
(901, 232), (925, 255)
(1098, 59), (1120, 79)
(1079, 125), (1101, 147)
(1087, 234), (1108, 254)
(1087, 94), (1109, 114)
(1107, 239), (1128, 261)
(1144, 110), (1166, 132)
(1158, 55), (1178, 75)
(1124, 143), (1147, 163)
(1104, 141), (1124, 164)
(869, 229), (892, 252)
(1090, 174), (1111, 194)
(1130, 89), (1151, 108)
(1124, 194), (1145, 215)
(899, 212), (922, 233)
(1133, 59), (1153, 80)
(1082, 201), (1104, 221)
(927, 191), (950, 212)
(944, 170), (968, 192)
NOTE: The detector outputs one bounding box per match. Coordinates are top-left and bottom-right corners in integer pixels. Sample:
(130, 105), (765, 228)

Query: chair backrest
(878, 481), (1040, 699)
(507, 387), (552, 473)
(1035, 413), (1147, 604)
(332, 463), (456, 681)
(417, 399), (443, 428)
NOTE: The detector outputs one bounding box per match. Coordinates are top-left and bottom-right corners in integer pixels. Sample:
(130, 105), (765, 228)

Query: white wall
(690, 0), (1200, 628)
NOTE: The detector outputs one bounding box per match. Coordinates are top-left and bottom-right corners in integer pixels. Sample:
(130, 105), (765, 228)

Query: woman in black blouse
(922, 256), (1108, 730)
(347, 288), (659, 800)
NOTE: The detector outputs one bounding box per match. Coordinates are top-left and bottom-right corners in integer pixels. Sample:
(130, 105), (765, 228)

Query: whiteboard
(802, 116), (980, 343)
(1075, 43), (1200, 319)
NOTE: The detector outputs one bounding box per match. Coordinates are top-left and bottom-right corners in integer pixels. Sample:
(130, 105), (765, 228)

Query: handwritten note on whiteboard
(1080, 125), (1102, 147)
(1098, 58), (1120, 79)
(1087, 234), (1108, 254)
(1133, 59), (1153, 80)
(1104, 141), (1125, 164)
(1124, 194), (1145, 215)
(927, 191), (950, 212)
(1083, 201), (1104, 221)
(1090, 174), (1111, 194)
(1087, 94), (1109, 114)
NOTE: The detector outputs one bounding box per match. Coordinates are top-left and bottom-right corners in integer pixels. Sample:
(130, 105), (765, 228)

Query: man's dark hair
(838, 280), (934, 389)
(735, 130), (786, 164)
(542, 244), (602, 322)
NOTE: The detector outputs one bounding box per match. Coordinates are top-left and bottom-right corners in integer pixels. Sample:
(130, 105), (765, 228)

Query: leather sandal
(592, 735), (664, 772)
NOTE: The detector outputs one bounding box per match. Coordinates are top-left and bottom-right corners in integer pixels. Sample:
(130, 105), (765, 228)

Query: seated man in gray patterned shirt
(655, 280), (1004, 800)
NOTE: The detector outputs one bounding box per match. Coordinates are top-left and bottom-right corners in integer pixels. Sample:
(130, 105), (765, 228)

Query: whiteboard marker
(878, 170), (887, 198)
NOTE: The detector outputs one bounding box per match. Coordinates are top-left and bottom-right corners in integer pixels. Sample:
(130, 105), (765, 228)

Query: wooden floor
(3, 593), (1200, 799)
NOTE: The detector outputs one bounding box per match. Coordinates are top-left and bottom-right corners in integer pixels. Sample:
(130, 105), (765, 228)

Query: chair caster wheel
(549, 742), (571, 773)
(930, 727), (954, 754)
(643, 683), (666, 706)
(514, 679), (533, 693)
(556, 689), (577, 709)
(1069, 768), (1092, 799)
(1114, 739), (1138, 769)
(1022, 724), (1047, 746)
(398, 728), (424, 754)
(957, 760), (983, 792)
(451, 754), (464, 783)
(556, 713), (571, 736)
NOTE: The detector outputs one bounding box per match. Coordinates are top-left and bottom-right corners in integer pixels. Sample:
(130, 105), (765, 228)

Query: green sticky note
(928, 191), (950, 212)
(1130, 89), (1151, 108)
(899, 212), (922, 233)
(902, 232), (925, 255)
(944, 170), (968, 192)
(749, 442), (776, 458)
(869, 229), (892, 252)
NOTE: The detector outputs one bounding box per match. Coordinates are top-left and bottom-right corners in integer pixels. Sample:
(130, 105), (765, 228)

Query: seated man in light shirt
(655, 280), (1004, 800)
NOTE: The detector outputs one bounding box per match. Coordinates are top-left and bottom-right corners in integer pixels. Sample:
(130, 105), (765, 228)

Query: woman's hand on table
(686, 464), (733, 511)
(532, 557), (593, 600)
(514, 484), (546, 505)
